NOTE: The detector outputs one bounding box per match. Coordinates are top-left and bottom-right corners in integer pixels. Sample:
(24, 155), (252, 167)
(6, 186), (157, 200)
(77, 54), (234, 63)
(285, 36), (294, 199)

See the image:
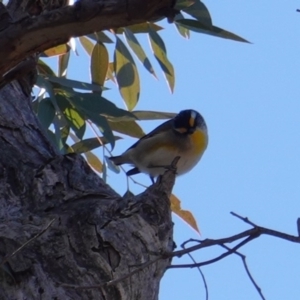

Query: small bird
(109, 109), (208, 182)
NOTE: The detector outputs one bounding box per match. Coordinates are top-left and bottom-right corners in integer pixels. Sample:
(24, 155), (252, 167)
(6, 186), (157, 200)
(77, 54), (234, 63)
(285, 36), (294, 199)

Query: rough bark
(0, 1), (175, 299)
(0, 0), (175, 77)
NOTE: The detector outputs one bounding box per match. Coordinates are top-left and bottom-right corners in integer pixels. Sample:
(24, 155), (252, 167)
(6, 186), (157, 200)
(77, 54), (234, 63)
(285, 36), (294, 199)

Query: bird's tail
(109, 156), (124, 165)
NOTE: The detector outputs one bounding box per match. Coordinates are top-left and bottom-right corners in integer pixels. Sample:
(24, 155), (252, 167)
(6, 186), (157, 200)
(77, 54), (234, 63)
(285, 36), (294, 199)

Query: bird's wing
(126, 118), (174, 151)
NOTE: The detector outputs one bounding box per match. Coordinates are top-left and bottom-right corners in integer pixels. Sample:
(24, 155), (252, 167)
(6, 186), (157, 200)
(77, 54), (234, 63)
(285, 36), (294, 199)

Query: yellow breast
(190, 129), (208, 155)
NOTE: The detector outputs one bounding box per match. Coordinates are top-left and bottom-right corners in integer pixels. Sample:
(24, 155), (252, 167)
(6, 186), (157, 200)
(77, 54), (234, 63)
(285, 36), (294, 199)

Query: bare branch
(181, 240), (208, 300)
(231, 211), (257, 226)
(220, 244), (266, 300)
(168, 235), (256, 269)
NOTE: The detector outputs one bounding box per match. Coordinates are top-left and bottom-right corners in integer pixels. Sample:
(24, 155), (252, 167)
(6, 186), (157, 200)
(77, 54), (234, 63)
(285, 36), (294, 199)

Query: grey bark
(0, 1), (175, 299)
(0, 0), (175, 77)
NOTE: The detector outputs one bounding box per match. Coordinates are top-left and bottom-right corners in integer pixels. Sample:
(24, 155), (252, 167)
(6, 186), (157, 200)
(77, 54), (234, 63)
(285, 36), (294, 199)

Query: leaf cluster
(33, 0), (248, 232)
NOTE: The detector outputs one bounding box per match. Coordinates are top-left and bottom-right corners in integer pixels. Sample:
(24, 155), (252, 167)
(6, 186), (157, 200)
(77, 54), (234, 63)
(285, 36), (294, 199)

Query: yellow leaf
(43, 44), (70, 57)
(108, 119), (144, 138)
(79, 36), (94, 56)
(148, 27), (175, 93)
(170, 194), (200, 234)
(114, 37), (140, 111)
(84, 151), (103, 173)
(91, 42), (109, 87)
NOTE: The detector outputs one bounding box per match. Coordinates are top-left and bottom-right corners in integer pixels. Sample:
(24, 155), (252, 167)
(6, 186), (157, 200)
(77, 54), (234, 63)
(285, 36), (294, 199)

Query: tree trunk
(0, 1), (175, 299)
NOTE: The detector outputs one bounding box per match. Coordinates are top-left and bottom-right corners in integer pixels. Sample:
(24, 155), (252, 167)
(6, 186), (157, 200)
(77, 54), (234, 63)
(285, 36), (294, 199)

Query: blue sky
(43, 0), (300, 299)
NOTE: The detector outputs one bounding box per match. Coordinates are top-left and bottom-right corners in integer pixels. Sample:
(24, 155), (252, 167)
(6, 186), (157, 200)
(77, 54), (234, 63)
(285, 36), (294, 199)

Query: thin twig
(168, 235), (256, 269)
(181, 240), (208, 300)
(220, 244), (265, 300)
(0, 219), (55, 267)
(231, 211), (257, 226)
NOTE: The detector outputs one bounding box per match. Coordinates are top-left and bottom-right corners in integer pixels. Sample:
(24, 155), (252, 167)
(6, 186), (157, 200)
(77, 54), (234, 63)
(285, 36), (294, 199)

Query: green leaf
(175, 0), (195, 10)
(35, 76), (60, 111)
(79, 36), (94, 56)
(43, 75), (106, 92)
(148, 26), (175, 93)
(87, 32), (114, 43)
(123, 28), (157, 78)
(133, 110), (176, 120)
(176, 19), (250, 43)
(116, 23), (163, 34)
(95, 116), (115, 150)
(53, 116), (65, 153)
(174, 13), (190, 39)
(63, 92), (134, 149)
(114, 36), (140, 111)
(85, 151), (103, 173)
(65, 92), (136, 119)
(58, 51), (70, 77)
(108, 119), (144, 138)
(56, 94), (86, 139)
(37, 60), (56, 76)
(211, 26), (250, 43)
(37, 98), (55, 130)
(182, 0), (212, 29)
(105, 110), (176, 122)
(61, 125), (70, 145)
(69, 132), (103, 173)
(70, 136), (121, 154)
(91, 42), (109, 89)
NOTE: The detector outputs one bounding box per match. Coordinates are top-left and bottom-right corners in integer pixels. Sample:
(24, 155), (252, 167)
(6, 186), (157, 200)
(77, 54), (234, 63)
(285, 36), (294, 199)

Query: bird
(109, 109), (208, 182)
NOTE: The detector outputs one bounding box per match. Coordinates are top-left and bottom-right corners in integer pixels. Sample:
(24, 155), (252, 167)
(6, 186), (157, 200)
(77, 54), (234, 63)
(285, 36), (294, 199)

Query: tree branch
(0, 0), (173, 77)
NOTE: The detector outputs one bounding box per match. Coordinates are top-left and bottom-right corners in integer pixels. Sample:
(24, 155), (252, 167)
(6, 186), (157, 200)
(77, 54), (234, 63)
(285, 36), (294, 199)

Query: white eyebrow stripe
(191, 110), (197, 120)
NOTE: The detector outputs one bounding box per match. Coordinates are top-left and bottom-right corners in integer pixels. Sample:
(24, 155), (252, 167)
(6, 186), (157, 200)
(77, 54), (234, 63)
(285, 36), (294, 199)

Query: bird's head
(173, 109), (207, 135)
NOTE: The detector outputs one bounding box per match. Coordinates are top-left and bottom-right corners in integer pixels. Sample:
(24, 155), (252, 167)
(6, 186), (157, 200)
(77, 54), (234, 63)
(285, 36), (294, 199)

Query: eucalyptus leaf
(176, 19), (250, 43)
(183, 0), (212, 29)
(124, 28), (157, 78)
(91, 42), (109, 88)
(42, 44), (70, 57)
(37, 98), (55, 130)
(43, 75), (106, 92)
(148, 26), (175, 93)
(87, 32), (113, 43)
(84, 151), (103, 173)
(116, 23), (163, 34)
(56, 94), (86, 140)
(108, 119), (144, 138)
(70, 136), (121, 154)
(58, 52), (70, 77)
(114, 36), (140, 111)
(37, 60), (56, 76)
(79, 36), (94, 56)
